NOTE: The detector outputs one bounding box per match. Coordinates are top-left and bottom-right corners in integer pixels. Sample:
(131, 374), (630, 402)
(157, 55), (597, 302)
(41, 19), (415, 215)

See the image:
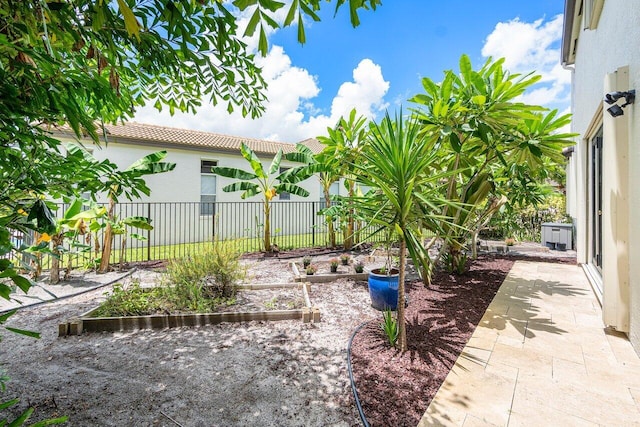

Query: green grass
(11, 229), (387, 271)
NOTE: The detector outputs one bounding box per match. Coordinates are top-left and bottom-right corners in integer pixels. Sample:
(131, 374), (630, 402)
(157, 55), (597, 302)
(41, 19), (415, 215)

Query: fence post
(147, 203), (151, 262)
(312, 201), (316, 247)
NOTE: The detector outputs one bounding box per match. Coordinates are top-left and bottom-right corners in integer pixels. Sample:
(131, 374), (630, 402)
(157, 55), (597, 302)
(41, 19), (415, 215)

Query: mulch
(349, 253), (576, 427)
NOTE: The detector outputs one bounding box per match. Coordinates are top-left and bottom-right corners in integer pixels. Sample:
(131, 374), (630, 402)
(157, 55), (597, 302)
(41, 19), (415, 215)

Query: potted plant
(302, 256), (312, 268)
(329, 258), (339, 273)
(367, 238), (400, 310)
(305, 265), (317, 275)
(354, 261), (365, 273)
(340, 254), (350, 265)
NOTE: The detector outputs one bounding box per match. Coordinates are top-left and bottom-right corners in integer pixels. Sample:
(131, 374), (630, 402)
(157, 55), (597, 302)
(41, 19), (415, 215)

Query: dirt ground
(1, 253), (381, 426)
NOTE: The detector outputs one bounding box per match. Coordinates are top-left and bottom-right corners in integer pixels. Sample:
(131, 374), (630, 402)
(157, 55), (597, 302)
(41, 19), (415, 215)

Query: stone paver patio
(419, 261), (640, 426)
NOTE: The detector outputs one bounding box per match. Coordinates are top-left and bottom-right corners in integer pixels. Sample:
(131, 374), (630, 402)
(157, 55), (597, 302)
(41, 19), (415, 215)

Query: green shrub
(92, 281), (164, 317)
(162, 240), (244, 311)
(94, 241), (245, 316)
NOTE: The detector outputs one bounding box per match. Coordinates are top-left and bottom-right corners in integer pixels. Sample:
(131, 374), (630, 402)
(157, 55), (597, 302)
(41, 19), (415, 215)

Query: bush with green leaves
(164, 240), (245, 304)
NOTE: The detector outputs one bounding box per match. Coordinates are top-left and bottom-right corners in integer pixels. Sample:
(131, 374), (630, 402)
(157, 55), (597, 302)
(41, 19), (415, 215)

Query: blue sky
(134, 1), (570, 142)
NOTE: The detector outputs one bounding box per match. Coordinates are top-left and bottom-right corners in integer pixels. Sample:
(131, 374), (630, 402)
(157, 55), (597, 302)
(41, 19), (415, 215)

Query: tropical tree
(410, 55), (575, 272)
(317, 109), (369, 249)
(0, 0), (381, 288)
(95, 151), (176, 273)
(211, 143), (311, 252)
(353, 111), (449, 352)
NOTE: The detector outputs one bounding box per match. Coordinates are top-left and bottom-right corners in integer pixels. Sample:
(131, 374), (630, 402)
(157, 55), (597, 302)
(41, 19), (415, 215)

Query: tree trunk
(98, 198), (116, 273)
(49, 233), (63, 284)
(397, 239), (407, 352)
(324, 187), (336, 247)
(344, 181), (355, 250)
(263, 201), (271, 252)
(119, 231), (127, 271)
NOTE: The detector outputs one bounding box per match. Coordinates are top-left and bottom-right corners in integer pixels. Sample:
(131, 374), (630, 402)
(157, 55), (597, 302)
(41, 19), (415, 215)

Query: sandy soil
(1, 253), (381, 426)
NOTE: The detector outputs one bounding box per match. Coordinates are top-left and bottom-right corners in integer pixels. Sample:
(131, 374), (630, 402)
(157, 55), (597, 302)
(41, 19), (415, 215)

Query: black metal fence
(10, 201), (385, 269)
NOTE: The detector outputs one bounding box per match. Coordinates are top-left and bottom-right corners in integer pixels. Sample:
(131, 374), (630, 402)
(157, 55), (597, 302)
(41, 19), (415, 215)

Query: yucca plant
(352, 110), (450, 351)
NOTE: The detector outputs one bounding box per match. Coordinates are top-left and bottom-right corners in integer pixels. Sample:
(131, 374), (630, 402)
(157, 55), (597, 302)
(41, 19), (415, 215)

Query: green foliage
(210, 143), (311, 251)
(92, 281), (161, 317)
(354, 261), (364, 273)
(352, 110), (451, 351)
(95, 241), (245, 316)
(340, 254), (350, 265)
(379, 309), (398, 348)
(165, 241), (245, 301)
(410, 54), (576, 271)
(486, 193), (570, 242)
(316, 109), (370, 249)
(442, 251), (467, 275)
(302, 256), (312, 268)
(305, 265), (317, 275)
(0, 396), (68, 426)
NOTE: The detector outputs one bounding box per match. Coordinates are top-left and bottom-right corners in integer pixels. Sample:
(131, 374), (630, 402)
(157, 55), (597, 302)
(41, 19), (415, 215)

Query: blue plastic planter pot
(368, 268), (400, 311)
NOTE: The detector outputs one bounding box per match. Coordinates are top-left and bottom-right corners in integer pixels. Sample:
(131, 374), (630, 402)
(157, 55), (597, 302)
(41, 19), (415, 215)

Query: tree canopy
(0, 0), (380, 293)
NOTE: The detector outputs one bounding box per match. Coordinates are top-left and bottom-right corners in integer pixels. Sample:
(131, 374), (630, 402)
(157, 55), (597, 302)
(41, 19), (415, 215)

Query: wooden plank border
(59, 282), (319, 336)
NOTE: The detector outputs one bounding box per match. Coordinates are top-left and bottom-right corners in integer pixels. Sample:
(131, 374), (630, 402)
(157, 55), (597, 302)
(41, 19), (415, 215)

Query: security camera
(604, 90), (635, 117)
(607, 104), (625, 117)
(604, 90), (635, 106)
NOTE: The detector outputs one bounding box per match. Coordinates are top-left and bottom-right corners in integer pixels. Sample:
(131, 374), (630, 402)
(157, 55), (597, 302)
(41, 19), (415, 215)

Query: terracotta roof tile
(53, 122), (324, 155)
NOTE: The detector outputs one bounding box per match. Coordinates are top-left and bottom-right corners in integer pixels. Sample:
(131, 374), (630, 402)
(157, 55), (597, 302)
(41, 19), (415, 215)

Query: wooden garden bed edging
(291, 262), (368, 283)
(59, 282), (319, 337)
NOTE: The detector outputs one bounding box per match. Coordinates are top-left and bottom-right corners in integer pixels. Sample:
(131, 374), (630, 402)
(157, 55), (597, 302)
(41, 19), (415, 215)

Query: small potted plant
(329, 258), (339, 273)
(505, 237), (515, 246)
(302, 256), (312, 268)
(305, 265), (317, 275)
(340, 254), (350, 266)
(354, 261), (365, 273)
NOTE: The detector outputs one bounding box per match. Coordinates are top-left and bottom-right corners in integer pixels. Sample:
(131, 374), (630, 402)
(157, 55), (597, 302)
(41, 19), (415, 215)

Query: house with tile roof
(53, 122), (326, 203)
(562, 0), (640, 353)
(51, 122), (340, 246)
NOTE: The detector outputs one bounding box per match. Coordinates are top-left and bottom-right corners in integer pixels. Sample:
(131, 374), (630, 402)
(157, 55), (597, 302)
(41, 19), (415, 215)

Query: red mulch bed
(349, 254), (576, 427)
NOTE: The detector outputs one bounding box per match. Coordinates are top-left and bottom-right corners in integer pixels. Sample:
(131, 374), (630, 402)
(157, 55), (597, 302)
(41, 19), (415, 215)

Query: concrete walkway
(419, 261), (640, 426)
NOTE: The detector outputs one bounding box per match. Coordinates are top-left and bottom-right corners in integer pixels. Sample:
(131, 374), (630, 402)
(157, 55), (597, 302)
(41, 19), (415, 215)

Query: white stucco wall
(55, 135), (353, 246)
(70, 139), (324, 203)
(569, 1), (640, 352)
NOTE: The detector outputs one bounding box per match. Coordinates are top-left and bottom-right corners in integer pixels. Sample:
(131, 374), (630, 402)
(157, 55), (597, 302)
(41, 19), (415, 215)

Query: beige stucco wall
(569, 1), (640, 351)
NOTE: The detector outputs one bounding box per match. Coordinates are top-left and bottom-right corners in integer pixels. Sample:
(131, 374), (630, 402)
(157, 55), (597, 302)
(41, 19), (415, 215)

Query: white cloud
(481, 14), (571, 108)
(134, 46), (389, 143)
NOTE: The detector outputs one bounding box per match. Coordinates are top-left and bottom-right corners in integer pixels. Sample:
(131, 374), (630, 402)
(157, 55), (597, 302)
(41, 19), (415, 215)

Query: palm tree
(211, 143), (311, 252)
(353, 111), (448, 352)
(317, 109), (368, 250)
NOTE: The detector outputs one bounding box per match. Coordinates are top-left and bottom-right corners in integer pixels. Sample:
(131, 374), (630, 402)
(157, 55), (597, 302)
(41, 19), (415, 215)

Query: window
(201, 160), (217, 215)
(589, 127), (603, 276)
(584, 0), (604, 30)
(279, 167), (290, 200)
(320, 181), (340, 203)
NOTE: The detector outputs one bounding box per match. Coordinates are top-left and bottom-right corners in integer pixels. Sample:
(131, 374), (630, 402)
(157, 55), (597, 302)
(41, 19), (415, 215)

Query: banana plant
(38, 198), (107, 284)
(210, 143), (311, 252)
(317, 109), (369, 250)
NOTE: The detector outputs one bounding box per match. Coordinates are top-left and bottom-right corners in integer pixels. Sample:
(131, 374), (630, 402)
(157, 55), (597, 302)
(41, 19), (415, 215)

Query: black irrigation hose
(0, 268), (137, 315)
(347, 319), (373, 427)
